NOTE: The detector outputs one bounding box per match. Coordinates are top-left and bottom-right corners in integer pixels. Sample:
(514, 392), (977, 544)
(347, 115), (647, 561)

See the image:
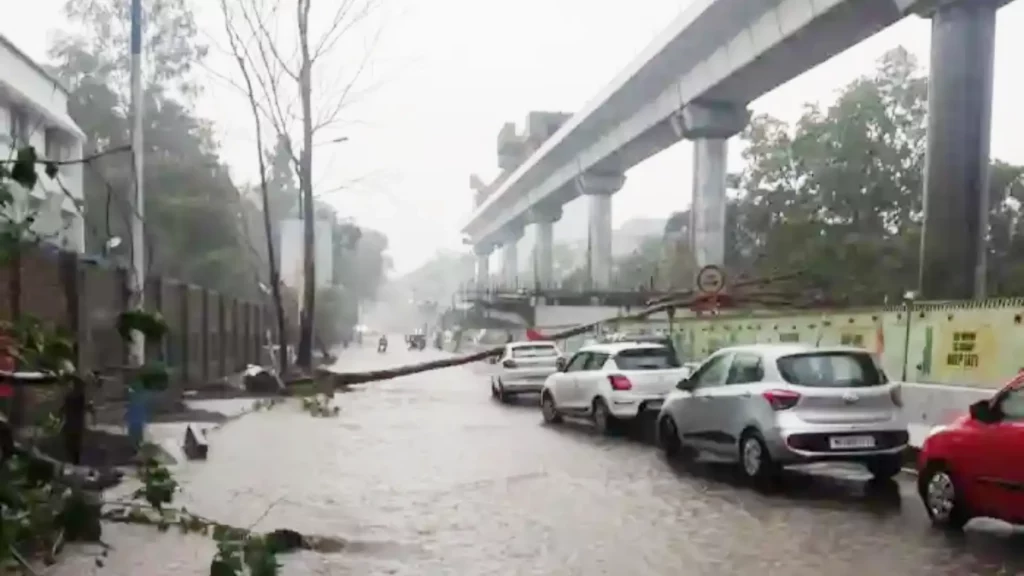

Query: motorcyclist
(378, 334), (388, 352)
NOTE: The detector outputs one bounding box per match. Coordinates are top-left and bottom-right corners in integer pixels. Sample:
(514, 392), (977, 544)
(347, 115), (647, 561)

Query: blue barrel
(126, 387), (148, 446)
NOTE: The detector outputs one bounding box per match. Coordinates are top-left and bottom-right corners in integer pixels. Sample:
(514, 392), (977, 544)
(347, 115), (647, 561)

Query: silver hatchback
(656, 344), (908, 484)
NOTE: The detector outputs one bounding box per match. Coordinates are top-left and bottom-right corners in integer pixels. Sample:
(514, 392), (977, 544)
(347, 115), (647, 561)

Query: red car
(917, 376), (1024, 529)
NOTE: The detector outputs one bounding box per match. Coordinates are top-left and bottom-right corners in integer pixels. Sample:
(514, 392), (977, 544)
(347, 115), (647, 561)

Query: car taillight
(762, 389), (800, 410)
(890, 384), (903, 408)
(502, 359), (517, 369)
(608, 375), (632, 391)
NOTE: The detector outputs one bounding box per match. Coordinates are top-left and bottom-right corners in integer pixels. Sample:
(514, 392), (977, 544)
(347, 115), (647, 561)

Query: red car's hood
(944, 413), (972, 430)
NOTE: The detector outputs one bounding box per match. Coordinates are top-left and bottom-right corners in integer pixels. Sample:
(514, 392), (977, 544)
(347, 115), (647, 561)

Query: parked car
(490, 341), (564, 403)
(916, 376), (1024, 530)
(656, 344), (908, 485)
(540, 342), (693, 434)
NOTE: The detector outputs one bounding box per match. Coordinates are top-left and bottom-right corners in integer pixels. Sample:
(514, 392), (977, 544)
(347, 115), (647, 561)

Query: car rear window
(776, 352), (887, 387)
(613, 347), (681, 370)
(511, 345), (558, 358)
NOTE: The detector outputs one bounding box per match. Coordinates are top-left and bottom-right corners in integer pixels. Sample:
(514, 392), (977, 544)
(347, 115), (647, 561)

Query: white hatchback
(490, 341), (564, 403)
(540, 342), (693, 434)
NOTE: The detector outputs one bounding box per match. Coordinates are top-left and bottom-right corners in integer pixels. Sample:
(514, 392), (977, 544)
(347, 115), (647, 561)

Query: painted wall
(662, 298), (1024, 390)
(532, 298), (1024, 390)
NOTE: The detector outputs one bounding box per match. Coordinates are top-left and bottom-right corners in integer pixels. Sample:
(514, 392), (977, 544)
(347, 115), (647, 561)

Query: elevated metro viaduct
(462, 0), (1012, 303)
(459, 0), (1017, 443)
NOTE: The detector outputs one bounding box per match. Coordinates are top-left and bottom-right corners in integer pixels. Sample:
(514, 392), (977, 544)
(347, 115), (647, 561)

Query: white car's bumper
(606, 393), (668, 419)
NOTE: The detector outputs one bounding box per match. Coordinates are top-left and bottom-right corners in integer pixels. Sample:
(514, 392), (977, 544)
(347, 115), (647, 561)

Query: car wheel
(541, 392), (562, 424)
(657, 416), (692, 460)
(919, 462), (970, 530)
(592, 398), (617, 436)
(738, 430), (778, 487)
(866, 454), (903, 480)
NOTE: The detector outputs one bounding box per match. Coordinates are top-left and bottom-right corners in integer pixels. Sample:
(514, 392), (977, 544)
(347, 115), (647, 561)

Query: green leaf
(10, 146), (39, 190)
(135, 363), (170, 391)
(117, 310), (168, 343)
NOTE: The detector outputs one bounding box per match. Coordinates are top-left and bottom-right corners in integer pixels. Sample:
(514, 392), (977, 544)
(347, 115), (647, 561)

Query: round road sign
(695, 265), (726, 295)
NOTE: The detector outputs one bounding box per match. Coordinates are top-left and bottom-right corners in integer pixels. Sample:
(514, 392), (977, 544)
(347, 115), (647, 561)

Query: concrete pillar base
(678, 101), (748, 272)
(474, 245), (492, 293)
(498, 228), (524, 290)
(691, 138), (728, 269)
(575, 172), (624, 290)
(528, 205), (562, 291)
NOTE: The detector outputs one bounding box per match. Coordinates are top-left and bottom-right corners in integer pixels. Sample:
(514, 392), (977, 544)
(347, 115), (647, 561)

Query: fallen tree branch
(0, 413), (122, 491)
(314, 270), (810, 387)
(643, 270), (804, 306)
(317, 291), (725, 386)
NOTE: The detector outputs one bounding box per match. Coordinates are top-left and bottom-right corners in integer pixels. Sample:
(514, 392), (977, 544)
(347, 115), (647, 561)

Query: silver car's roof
(578, 341), (667, 355)
(710, 343), (875, 360)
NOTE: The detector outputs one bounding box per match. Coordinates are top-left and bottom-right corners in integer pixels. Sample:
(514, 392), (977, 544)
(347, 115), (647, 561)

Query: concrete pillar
(575, 172), (625, 289)
(691, 139), (728, 268)
(919, 1), (998, 300)
(528, 205), (563, 290)
(474, 244), (492, 291)
(498, 227), (523, 290)
(678, 101), (749, 270)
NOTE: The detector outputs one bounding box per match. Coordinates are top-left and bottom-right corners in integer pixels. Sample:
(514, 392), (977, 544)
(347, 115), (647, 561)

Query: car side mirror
(969, 399), (998, 424)
(555, 357), (568, 371)
(676, 377), (695, 392)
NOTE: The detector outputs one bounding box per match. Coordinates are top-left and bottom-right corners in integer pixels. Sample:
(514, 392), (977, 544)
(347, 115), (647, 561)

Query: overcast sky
(6, 1), (1024, 274)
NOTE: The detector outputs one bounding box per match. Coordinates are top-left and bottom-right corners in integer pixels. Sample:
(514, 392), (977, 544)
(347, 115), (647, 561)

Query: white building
(0, 33), (86, 253)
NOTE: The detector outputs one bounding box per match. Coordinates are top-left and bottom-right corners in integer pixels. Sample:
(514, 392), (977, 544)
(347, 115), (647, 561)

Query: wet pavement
(54, 345), (1024, 575)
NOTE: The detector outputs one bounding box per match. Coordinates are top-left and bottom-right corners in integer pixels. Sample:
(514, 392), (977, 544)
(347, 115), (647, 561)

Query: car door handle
(740, 392), (753, 398)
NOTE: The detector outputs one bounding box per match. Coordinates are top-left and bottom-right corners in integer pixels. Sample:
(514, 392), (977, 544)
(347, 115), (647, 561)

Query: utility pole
(129, 0), (146, 366)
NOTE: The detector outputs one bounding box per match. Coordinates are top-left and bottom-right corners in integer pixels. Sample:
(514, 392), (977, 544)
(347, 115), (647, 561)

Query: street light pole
(901, 291), (917, 381)
(128, 0), (146, 366)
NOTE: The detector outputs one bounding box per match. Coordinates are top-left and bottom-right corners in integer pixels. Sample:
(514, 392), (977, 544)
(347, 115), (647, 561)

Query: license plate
(643, 400), (663, 411)
(829, 435), (875, 450)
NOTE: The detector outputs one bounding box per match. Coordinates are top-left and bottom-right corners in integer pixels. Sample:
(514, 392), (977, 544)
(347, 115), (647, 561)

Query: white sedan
(490, 341), (564, 403)
(540, 342), (693, 434)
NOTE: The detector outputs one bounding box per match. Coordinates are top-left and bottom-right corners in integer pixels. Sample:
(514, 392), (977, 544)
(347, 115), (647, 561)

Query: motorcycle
(407, 334), (426, 350)
(377, 337), (388, 353)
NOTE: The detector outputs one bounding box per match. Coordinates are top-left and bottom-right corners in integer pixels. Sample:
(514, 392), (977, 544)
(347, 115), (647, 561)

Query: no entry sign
(695, 265), (726, 295)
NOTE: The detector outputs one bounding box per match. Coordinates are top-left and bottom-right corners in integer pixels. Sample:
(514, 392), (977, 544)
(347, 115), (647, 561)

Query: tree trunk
(219, 0), (290, 377)
(295, 0), (317, 370)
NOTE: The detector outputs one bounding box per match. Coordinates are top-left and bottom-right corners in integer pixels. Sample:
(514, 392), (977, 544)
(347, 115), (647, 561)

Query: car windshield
(776, 352), (887, 387)
(511, 345), (558, 358)
(613, 347), (680, 370)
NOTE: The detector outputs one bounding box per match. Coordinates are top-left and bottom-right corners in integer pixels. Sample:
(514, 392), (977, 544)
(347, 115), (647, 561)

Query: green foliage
(116, 309), (169, 344)
(133, 457), (178, 511)
(299, 394), (340, 418)
(49, 0), (262, 300)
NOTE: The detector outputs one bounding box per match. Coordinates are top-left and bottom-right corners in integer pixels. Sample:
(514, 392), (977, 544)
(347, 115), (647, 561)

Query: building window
(9, 106), (30, 146)
(0, 107), (10, 143)
(45, 128), (65, 162)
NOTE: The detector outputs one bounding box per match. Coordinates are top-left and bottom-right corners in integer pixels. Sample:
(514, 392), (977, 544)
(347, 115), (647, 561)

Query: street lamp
(901, 290), (918, 381)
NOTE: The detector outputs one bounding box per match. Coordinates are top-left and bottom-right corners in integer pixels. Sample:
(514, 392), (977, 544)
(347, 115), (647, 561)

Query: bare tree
(220, 0), (289, 376)
(217, 0), (382, 370)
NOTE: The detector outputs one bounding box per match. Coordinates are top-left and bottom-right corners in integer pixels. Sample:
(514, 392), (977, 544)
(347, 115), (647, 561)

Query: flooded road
(63, 345), (1024, 575)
